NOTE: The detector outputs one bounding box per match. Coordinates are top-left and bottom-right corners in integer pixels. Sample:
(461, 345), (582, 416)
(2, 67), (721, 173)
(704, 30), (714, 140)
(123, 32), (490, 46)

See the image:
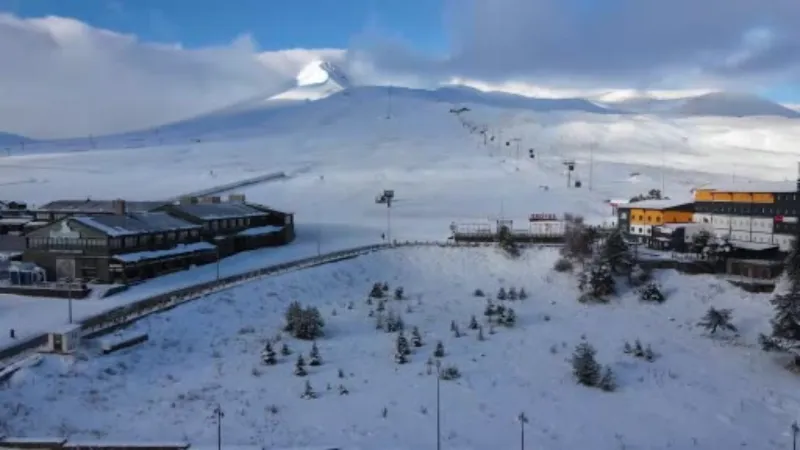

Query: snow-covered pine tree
(497, 287), (507, 301)
(309, 341), (322, 366)
(601, 228), (633, 275)
(284, 301), (303, 332)
(394, 287), (404, 300)
(501, 308), (516, 327)
(338, 384), (349, 395)
(301, 380), (317, 399)
(395, 331), (410, 364)
(411, 326), (423, 347)
(598, 366), (617, 392)
(261, 342), (277, 365)
(382, 282), (390, 292)
(584, 263), (615, 299)
(518, 288), (528, 300)
(484, 301), (496, 319)
(468, 315), (479, 330)
(697, 307), (737, 334)
(434, 341), (445, 358)
(508, 287), (518, 301)
(369, 282), (385, 299)
(281, 342), (291, 356)
(633, 339), (644, 357)
(639, 282), (665, 303)
(294, 354), (308, 377)
(571, 342), (601, 387)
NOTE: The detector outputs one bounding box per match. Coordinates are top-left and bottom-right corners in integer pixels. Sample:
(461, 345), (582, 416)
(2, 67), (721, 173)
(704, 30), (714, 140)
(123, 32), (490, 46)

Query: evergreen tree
(764, 234), (800, 351)
(644, 345), (655, 362)
(508, 287), (518, 301)
(294, 354), (308, 377)
(474, 288), (485, 297)
(697, 307), (737, 334)
(633, 339), (644, 357)
(786, 234), (800, 281)
(598, 366), (617, 392)
(309, 341), (322, 366)
(382, 282), (390, 292)
(411, 326), (423, 347)
(468, 315), (479, 330)
(338, 384), (349, 395)
(601, 228), (633, 275)
(571, 342), (601, 387)
(498, 225), (521, 257)
(501, 308), (517, 327)
(581, 264), (615, 300)
(497, 287), (507, 301)
(301, 380), (317, 399)
(285, 304), (325, 340)
(394, 287), (404, 300)
(639, 282), (665, 303)
(261, 342), (277, 365)
(283, 301), (303, 332)
(434, 341), (445, 358)
(369, 282), (385, 299)
(280, 342), (291, 356)
(518, 288), (528, 300)
(395, 331), (411, 364)
(622, 341), (632, 354)
(484, 301), (496, 319)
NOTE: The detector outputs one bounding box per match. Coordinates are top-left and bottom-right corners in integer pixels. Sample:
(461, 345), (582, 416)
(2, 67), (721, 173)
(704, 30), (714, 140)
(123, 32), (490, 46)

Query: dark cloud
(360, 0), (800, 88)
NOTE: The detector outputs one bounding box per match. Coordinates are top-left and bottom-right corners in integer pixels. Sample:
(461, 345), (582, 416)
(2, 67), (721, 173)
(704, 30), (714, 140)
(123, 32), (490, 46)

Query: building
(155, 195), (295, 257)
(23, 208), (214, 283)
(616, 199), (695, 244)
(692, 180), (799, 252)
(650, 223), (712, 252)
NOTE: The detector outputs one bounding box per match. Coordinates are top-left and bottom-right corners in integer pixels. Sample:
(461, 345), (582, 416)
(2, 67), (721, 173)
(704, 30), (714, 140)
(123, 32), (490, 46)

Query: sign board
(529, 213), (559, 222)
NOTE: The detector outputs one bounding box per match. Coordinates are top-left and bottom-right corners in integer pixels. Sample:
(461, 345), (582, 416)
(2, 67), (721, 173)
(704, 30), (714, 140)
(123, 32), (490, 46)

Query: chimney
(228, 194), (246, 203)
(111, 199), (126, 215)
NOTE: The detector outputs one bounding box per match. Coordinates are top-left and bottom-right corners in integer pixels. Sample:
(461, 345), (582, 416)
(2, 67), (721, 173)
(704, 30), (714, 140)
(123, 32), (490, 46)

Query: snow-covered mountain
(269, 59), (351, 101)
(0, 131), (33, 146)
(604, 91), (800, 118)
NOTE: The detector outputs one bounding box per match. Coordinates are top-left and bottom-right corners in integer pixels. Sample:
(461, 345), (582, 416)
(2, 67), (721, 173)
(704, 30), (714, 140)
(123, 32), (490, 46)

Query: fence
(0, 240), (562, 365)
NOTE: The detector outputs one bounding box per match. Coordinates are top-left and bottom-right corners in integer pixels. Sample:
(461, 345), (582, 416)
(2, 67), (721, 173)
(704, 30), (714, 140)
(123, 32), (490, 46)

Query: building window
(155, 234), (163, 244)
(167, 232), (176, 241)
(179, 231), (188, 240)
(124, 236), (137, 247)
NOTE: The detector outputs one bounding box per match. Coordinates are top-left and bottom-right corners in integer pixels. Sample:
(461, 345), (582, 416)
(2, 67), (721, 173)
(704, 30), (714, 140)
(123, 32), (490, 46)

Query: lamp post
(213, 404), (224, 450)
(66, 277), (73, 324)
(435, 359), (442, 450)
(792, 421), (799, 450)
(518, 412), (528, 450)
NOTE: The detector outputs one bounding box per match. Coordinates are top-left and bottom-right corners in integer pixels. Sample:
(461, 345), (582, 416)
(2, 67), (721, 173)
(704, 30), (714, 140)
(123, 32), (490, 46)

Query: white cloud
(0, 13), (343, 139)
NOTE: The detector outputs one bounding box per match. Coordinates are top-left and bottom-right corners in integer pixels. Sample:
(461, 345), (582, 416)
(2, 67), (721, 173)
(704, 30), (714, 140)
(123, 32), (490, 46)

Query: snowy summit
(270, 60), (351, 101)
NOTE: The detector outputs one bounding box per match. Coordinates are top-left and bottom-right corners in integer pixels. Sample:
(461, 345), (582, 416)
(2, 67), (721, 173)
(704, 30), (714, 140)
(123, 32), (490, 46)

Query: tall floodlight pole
(792, 421), (799, 450)
(518, 412), (528, 450)
(661, 144), (666, 195)
(214, 404), (224, 450)
(436, 359), (442, 450)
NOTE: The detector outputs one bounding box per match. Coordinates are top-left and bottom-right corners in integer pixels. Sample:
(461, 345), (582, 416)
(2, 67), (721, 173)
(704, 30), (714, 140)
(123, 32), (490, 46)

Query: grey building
(156, 195), (295, 256)
(23, 208), (215, 283)
(31, 199), (168, 222)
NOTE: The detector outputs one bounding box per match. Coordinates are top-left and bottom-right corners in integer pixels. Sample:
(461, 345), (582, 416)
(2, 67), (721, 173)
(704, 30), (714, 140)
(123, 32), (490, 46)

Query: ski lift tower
(563, 160), (576, 188)
(376, 189), (395, 244)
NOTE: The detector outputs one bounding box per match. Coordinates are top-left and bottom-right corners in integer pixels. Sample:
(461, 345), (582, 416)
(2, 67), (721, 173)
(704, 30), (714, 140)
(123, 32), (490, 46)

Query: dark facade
(31, 199), (168, 222)
(23, 212), (214, 284)
(156, 197), (295, 256)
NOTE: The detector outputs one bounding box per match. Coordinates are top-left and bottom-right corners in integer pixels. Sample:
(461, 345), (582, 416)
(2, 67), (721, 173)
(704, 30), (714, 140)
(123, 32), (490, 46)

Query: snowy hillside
(0, 131), (33, 146)
(604, 91), (800, 119)
(2, 247), (797, 450)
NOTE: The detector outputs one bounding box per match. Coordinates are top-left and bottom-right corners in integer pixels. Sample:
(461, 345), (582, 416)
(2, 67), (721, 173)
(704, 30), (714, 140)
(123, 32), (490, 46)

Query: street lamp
(435, 359), (442, 450)
(377, 189), (395, 245)
(518, 412), (528, 450)
(213, 404), (224, 450)
(792, 421), (799, 450)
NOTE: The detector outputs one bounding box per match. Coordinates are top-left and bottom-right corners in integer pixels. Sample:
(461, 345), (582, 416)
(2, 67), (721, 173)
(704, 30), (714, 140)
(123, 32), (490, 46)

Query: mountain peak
(296, 60), (350, 89)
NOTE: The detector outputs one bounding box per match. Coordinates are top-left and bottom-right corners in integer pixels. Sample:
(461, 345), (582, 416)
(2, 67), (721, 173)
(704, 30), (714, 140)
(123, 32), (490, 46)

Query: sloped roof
(71, 212), (200, 237)
(37, 199), (167, 213)
(618, 198), (694, 210)
(696, 181), (798, 194)
(169, 203), (267, 220)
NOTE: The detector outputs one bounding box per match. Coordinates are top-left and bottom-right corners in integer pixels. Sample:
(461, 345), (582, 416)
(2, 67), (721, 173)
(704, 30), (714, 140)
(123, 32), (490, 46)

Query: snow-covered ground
(2, 247), (797, 450)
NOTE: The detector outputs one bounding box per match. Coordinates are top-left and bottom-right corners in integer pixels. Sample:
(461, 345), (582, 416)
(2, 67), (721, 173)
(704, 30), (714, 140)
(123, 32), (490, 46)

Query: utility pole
(518, 412), (528, 450)
(386, 196), (392, 245)
(215, 247), (221, 281)
(792, 421), (798, 450)
(67, 277), (73, 324)
(589, 143), (595, 191)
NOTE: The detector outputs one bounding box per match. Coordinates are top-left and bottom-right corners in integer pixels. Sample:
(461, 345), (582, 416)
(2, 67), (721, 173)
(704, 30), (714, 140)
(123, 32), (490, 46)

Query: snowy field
(2, 247), (797, 450)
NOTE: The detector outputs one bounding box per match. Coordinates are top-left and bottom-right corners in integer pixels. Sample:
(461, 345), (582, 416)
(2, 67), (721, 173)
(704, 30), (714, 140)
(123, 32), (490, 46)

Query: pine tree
(598, 366), (617, 392)
(484, 301), (496, 319)
(508, 287), (518, 301)
(411, 326), (423, 347)
(281, 342), (291, 356)
(644, 345), (655, 362)
(468, 315), (479, 330)
(301, 380), (316, 399)
(633, 339), (644, 357)
(294, 354), (308, 377)
(284, 301), (303, 332)
(764, 234), (800, 352)
(571, 342), (601, 387)
(261, 342), (277, 365)
(474, 288), (485, 297)
(434, 341), (445, 358)
(382, 282), (390, 292)
(518, 288), (528, 300)
(501, 308), (516, 327)
(395, 331), (411, 364)
(601, 228), (633, 275)
(309, 341), (322, 366)
(639, 282), (665, 303)
(338, 384), (349, 395)
(394, 287), (404, 300)
(582, 263), (615, 299)
(623, 341), (632, 354)
(369, 282), (385, 298)
(497, 287), (507, 301)
(697, 307), (737, 334)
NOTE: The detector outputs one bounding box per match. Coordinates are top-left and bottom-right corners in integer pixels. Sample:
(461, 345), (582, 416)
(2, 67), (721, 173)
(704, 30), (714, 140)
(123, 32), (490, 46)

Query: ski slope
(2, 247), (797, 450)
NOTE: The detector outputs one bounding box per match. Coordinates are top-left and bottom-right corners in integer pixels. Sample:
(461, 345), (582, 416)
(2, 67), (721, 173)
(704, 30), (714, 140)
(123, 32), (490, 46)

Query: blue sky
(0, 0), (448, 52)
